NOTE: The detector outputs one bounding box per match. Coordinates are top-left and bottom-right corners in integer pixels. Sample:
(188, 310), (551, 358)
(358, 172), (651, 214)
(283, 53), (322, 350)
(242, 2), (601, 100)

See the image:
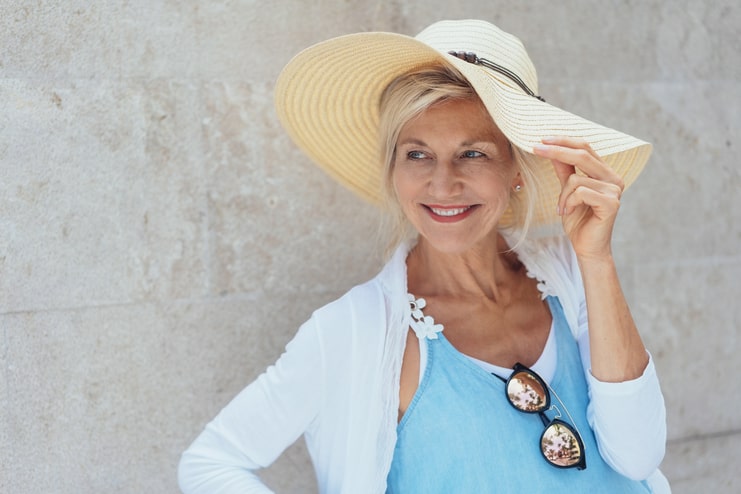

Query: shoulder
(310, 245), (408, 365)
(311, 277), (388, 331)
(310, 241), (409, 334)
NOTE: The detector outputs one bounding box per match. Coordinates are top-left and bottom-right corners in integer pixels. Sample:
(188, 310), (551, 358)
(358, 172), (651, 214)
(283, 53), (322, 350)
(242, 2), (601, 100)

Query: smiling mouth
(428, 206), (473, 217)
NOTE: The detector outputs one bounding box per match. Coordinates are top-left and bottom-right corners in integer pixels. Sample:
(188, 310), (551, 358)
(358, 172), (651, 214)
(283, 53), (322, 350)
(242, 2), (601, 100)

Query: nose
(428, 160), (462, 198)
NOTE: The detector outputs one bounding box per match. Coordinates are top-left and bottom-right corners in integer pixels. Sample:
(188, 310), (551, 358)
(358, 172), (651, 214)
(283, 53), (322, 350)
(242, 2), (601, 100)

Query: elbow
(610, 442), (666, 481)
(593, 406), (667, 481)
(597, 423), (667, 481)
(177, 451), (196, 493)
(178, 448), (213, 494)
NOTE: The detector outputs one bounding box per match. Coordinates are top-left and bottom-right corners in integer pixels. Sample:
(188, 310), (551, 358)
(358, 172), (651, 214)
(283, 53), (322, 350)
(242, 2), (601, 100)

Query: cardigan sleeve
(584, 351), (667, 481)
(178, 318), (323, 494)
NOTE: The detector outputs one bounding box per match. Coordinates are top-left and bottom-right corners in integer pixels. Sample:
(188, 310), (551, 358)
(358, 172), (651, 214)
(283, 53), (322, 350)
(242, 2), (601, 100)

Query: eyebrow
(397, 138), (499, 148)
(396, 138), (428, 147)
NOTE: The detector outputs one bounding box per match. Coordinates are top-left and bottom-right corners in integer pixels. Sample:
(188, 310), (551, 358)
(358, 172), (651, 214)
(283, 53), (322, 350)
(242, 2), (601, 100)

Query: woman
(179, 19), (668, 493)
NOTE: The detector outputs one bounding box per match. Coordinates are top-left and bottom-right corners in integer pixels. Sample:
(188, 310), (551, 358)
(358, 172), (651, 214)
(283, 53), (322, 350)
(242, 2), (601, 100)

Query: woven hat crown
(415, 20), (539, 95)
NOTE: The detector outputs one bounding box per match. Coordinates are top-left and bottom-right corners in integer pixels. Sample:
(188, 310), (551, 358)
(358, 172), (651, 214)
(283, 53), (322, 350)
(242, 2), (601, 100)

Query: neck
(406, 233), (523, 303)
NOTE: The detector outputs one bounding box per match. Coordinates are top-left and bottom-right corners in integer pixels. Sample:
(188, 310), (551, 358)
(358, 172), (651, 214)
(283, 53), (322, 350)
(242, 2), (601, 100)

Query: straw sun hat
(274, 19), (651, 227)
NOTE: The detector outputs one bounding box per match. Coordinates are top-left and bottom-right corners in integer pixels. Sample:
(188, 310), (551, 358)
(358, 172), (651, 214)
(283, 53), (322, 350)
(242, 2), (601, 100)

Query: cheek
(391, 167), (423, 224)
(476, 166), (516, 193)
(391, 165), (414, 203)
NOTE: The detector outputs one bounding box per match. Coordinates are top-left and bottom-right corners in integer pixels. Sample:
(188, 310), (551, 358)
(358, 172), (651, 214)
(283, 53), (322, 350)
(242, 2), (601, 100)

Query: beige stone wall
(1, 1), (738, 492)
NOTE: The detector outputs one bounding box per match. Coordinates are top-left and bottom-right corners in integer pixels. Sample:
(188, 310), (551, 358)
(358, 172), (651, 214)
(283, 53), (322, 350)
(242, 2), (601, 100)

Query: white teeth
(431, 206), (470, 217)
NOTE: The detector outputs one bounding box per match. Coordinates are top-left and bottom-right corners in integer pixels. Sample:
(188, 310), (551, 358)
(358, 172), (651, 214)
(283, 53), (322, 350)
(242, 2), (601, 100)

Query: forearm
(578, 254), (648, 382)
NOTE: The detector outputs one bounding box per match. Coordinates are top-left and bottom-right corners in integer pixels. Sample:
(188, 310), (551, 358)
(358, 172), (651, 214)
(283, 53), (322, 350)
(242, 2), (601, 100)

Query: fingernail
(541, 136), (557, 144)
(533, 144), (549, 153)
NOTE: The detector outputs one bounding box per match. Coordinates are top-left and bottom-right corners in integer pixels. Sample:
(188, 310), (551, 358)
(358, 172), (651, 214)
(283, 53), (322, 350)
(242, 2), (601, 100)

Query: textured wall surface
(1, 1), (739, 493)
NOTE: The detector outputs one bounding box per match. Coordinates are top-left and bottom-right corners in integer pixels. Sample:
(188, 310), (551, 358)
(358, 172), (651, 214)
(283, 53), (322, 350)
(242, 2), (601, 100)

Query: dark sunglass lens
(541, 421), (583, 468)
(507, 370), (548, 412)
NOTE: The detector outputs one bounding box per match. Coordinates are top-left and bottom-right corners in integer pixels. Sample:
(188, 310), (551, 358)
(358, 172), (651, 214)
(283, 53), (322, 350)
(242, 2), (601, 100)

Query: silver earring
(514, 184), (522, 192)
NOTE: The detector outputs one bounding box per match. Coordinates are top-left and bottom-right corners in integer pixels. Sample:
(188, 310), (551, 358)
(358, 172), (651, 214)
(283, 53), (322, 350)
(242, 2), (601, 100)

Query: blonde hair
(377, 64), (540, 257)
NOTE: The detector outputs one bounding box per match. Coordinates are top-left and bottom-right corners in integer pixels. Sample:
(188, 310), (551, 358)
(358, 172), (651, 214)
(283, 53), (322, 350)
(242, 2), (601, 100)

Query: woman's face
(392, 97), (518, 254)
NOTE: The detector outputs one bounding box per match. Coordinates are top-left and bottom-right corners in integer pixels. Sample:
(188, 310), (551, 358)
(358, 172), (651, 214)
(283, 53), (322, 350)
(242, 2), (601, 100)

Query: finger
(541, 136), (599, 159)
(561, 180), (622, 217)
(551, 158), (575, 188)
(555, 165), (621, 216)
(534, 139), (623, 186)
(562, 174), (623, 200)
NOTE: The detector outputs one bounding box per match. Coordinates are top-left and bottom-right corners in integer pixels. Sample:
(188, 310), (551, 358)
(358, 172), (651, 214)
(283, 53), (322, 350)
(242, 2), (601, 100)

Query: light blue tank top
(386, 296), (651, 493)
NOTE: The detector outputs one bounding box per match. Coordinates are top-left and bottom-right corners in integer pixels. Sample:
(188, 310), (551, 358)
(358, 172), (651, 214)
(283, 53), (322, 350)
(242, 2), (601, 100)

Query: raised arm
(534, 137), (666, 481)
(534, 136), (648, 381)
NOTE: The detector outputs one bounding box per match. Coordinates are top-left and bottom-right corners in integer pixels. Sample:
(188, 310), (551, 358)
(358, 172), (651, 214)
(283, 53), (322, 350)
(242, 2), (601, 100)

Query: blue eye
(462, 150), (485, 158)
(407, 150), (426, 160)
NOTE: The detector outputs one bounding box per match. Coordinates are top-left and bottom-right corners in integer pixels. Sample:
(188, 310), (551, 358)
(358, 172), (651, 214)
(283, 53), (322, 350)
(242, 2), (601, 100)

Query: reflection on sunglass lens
(541, 420), (583, 467)
(507, 371), (548, 412)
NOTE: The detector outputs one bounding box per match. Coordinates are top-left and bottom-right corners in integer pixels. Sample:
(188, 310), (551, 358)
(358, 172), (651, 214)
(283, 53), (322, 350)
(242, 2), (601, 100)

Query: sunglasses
(497, 363), (587, 470)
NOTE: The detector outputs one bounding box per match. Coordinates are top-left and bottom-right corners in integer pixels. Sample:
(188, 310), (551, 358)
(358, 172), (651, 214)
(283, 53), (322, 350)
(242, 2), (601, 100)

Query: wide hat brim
(274, 21), (651, 227)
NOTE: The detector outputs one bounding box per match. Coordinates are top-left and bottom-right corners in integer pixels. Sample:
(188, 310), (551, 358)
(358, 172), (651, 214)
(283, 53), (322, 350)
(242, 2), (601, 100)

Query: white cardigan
(178, 235), (668, 493)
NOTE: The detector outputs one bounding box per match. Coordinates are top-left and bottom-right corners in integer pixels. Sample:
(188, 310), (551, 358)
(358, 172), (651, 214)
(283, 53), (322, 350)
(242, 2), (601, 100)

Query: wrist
(576, 251), (619, 280)
(575, 249), (615, 266)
